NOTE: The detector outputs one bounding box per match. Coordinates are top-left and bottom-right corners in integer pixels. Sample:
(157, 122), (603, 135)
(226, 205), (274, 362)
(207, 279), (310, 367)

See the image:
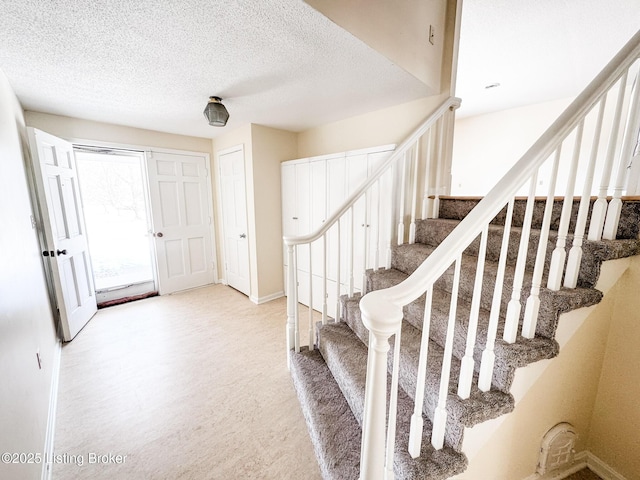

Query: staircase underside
(289, 197), (640, 479)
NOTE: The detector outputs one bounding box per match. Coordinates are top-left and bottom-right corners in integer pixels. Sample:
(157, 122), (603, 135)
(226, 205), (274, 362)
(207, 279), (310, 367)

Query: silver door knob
(156, 232), (164, 238)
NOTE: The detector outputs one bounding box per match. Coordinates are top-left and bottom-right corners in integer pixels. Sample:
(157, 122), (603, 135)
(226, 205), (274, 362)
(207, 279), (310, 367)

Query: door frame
(51, 137), (219, 288)
(73, 146), (159, 303)
(215, 144), (251, 295)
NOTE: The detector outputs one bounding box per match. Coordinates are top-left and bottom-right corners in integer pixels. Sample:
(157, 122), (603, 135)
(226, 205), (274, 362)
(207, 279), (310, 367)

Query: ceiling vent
(537, 422), (578, 475)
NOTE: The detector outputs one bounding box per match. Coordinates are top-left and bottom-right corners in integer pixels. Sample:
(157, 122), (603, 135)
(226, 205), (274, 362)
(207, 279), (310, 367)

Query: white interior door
(218, 146), (251, 296)
(27, 128), (97, 341)
(147, 151), (215, 294)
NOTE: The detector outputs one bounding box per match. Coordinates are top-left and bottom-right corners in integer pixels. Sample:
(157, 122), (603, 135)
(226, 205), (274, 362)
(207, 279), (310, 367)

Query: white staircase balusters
(385, 327), (402, 480)
(308, 243), (314, 349)
(409, 142), (420, 244)
(604, 67), (640, 240)
(286, 244), (298, 366)
(503, 172), (539, 343)
(374, 179), (381, 272)
(565, 98), (607, 288)
(322, 233), (328, 324)
(397, 151), (408, 245)
(522, 148), (561, 339)
(362, 191), (370, 295)
(432, 116), (446, 219)
(408, 287), (433, 458)
(479, 198), (514, 392)
(349, 206), (355, 298)
(421, 130), (434, 220)
(432, 254), (462, 450)
(335, 220), (341, 321)
(588, 71), (629, 241)
(458, 225), (488, 399)
(547, 121), (585, 290)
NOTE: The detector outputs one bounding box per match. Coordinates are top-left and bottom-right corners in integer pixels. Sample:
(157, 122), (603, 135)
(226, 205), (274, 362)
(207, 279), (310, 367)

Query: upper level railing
(284, 96), (461, 363)
(359, 29), (640, 479)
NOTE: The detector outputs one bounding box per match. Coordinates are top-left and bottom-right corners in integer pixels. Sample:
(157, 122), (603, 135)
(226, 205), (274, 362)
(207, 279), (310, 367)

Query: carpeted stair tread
(415, 218), (640, 288)
(314, 322), (468, 478)
(384, 241), (608, 339)
(289, 195), (640, 479)
(343, 278), (559, 392)
(289, 347), (361, 480)
(394, 320), (515, 451)
(437, 197), (640, 239)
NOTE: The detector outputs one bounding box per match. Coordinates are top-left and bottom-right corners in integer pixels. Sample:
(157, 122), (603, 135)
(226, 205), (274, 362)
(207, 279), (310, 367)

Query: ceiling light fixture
(203, 96), (229, 127)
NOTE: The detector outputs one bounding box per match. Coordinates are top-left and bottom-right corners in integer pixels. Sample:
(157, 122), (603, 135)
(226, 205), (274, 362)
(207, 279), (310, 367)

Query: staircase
(289, 197), (640, 479)
(285, 30), (640, 479)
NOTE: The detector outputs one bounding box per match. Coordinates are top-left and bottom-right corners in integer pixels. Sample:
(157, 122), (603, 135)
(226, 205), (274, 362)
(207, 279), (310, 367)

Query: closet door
(218, 147), (250, 296)
(282, 160), (311, 303)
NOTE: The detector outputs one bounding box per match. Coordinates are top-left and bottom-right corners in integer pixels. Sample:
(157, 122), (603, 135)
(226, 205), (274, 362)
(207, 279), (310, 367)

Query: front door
(146, 151), (216, 294)
(218, 146), (251, 296)
(28, 128), (97, 341)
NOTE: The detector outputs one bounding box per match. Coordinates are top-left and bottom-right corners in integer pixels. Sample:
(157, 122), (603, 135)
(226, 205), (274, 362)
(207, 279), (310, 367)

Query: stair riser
(438, 198), (640, 240)
(415, 219), (636, 289)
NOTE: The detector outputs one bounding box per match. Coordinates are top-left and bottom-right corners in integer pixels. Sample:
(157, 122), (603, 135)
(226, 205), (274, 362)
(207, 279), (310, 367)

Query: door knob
(56, 249), (67, 256)
(239, 233), (247, 239)
(156, 232), (164, 238)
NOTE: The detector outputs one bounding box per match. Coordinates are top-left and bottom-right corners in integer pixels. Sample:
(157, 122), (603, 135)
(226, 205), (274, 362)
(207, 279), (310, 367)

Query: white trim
(41, 339), (62, 480)
(522, 451), (628, 480)
(586, 452), (628, 480)
(250, 291), (285, 305)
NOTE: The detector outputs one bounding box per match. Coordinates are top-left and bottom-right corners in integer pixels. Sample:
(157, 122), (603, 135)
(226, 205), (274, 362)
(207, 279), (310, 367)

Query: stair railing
(284, 96), (461, 365)
(360, 30), (640, 479)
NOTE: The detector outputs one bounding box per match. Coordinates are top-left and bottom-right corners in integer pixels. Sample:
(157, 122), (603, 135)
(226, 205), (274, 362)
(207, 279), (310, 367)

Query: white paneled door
(28, 128), (97, 341)
(147, 151), (215, 295)
(218, 146), (251, 296)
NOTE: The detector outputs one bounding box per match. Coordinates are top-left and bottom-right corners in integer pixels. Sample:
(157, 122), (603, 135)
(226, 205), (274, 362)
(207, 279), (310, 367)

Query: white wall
(451, 97), (572, 195)
(0, 71), (59, 480)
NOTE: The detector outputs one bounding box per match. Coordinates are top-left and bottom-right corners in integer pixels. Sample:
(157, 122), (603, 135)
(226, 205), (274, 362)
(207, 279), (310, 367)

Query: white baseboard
(586, 452), (628, 480)
(41, 339), (62, 480)
(523, 451), (627, 480)
(250, 291), (285, 304)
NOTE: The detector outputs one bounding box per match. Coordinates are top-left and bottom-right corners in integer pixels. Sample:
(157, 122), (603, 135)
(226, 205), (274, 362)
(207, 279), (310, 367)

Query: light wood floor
(52, 284), (322, 479)
(53, 284), (606, 480)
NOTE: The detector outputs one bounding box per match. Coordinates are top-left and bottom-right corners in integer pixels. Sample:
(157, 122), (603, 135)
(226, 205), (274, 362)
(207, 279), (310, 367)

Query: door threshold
(97, 291), (158, 309)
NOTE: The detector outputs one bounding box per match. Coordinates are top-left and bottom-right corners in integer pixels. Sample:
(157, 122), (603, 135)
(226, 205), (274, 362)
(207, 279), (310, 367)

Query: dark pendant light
(203, 96), (229, 127)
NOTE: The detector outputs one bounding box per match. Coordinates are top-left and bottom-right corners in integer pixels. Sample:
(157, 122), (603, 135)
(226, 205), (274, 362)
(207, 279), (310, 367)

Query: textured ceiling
(456, 0), (640, 118)
(1, 1), (639, 139)
(0, 0), (430, 139)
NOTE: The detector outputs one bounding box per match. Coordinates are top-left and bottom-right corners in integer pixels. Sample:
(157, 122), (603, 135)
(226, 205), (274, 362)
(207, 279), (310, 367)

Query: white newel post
(286, 244), (299, 367)
(359, 291), (404, 480)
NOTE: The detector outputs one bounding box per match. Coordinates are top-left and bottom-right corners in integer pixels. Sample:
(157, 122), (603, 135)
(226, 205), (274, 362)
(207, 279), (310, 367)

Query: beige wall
(588, 256), (640, 480)
(24, 111), (213, 155)
(212, 124), (297, 302)
(453, 257), (640, 479)
(0, 72), (58, 479)
(305, 0), (450, 92)
(297, 94), (449, 158)
(250, 125), (298, 301)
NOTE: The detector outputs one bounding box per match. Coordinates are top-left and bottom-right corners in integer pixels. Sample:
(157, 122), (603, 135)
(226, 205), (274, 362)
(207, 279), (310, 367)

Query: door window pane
(75, 151), (154, 291)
